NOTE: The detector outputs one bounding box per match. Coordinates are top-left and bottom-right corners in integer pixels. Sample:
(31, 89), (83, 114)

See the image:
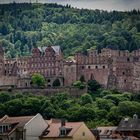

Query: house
(116, 114), (140, 139)
(96, 126), (121, 139)
(90, 128), (100, 140)
(40, 119), (96, 140)
(0, 113), (48, 140)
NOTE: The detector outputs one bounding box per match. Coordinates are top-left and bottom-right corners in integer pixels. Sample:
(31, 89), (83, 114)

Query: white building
(0, 113), (48, 140)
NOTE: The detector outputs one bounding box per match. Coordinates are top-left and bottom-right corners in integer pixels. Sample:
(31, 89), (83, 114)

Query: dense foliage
(0, 3), (140, 57)
(0, 90), (140, 128)
(0, 3), (140, 128)
(31, 73), (46, 87)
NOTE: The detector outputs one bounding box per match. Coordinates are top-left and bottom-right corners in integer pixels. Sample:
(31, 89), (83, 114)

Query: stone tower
(0, 43), (4, 76)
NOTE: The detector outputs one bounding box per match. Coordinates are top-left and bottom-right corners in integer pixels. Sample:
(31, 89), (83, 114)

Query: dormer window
(59, 127), (67, 136)
(0, 125), (10, 134)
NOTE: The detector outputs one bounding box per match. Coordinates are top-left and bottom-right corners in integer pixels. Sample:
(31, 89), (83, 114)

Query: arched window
(53, 79), (61, 87)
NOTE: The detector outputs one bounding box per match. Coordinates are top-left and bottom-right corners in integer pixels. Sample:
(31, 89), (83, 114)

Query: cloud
(0, 0), (140, 11)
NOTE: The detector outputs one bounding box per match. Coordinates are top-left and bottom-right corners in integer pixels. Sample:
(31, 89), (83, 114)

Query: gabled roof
(32, 47), (41, 53)
(51, 46), (61, 55)
(0, 115), (34, 135)
(97, 126), (117, 135)
(38, 46), (61, 55)
(0, 115), (33, 125)
(41, 121), (84, 138)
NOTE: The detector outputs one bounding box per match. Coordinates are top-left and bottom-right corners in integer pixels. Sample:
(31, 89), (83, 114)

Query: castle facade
(1, 45), (140, 92)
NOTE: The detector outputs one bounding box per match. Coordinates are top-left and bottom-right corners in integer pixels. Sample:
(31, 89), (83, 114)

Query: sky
(0, 0), (140, 11)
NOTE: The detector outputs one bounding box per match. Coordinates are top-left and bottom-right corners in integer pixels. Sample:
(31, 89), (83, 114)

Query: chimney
(133, 114), (138, 119)
(61, 119), (66, 127)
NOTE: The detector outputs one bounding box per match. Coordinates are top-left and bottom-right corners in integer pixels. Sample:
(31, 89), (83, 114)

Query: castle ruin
(0, 44), (140, 92)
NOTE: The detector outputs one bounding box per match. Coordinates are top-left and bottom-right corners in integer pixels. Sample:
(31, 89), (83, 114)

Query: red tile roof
(41, 121), (84, 138)
(0, 115), (33, 125)
(0, 115), (34, 135)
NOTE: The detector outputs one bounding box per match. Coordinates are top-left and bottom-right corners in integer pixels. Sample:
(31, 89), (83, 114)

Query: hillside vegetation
(0, 3), (140, 57)
(0, 89), (140, 127)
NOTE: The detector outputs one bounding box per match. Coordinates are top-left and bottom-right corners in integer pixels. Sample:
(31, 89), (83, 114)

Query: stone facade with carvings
(1, 44), (140, 92)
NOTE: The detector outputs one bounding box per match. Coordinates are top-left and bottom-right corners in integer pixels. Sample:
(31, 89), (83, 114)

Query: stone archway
(52, 78), (61, 87)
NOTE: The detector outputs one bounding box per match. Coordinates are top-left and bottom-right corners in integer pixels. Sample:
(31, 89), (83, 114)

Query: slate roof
(116, 118), (140, 131)
(51, 46), (61, 55)
(38, 46), (61, 54)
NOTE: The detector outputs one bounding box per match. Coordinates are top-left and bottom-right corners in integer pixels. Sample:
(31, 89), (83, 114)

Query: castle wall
(132, 63), (140, 92)
(63, 62), (77, 86)
(76, 64), (110, 87)
(2, 45), (140, 92)
(3, 87), (87, 97)
(0, 76), (18, 87)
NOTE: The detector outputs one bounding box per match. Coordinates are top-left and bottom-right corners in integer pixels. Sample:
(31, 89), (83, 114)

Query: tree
(87, 79), (101, 92)
(5, 99), (23, 116)
(79, 75), (85, 83)
(136, 22), (140, 32)
(107, 106), (121, 125)
(0, 92), (12, 103)
(74, 106), (96, 121)
(0, 23), (11, 35)
(117, 101), (140, 117)
(96, 98), (114, 111)
(73, 80), (85, 89)
(80, 93), (93, 105)
(31, 73), (46, 88)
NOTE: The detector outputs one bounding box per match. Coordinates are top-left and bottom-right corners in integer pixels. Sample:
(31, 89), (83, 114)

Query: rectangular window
(95, 66), (98, 69)
(103, 66), (105, 69)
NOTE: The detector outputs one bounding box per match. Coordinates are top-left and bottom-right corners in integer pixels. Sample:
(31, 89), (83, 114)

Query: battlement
(75, 48), (140, 65)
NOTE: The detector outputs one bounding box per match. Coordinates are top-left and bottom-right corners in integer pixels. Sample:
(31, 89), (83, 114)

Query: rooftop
(0, 115), (33, 125)
(41, 120), (84, 138)
(0, 115), (34, 135)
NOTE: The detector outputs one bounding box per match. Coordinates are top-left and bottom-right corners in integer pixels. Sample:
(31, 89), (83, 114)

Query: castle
(1, 44), (140, 92)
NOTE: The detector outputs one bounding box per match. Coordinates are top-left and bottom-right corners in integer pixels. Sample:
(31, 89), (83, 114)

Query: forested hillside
(0, 90), (140, 127)
(0, 3), (140, 57)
